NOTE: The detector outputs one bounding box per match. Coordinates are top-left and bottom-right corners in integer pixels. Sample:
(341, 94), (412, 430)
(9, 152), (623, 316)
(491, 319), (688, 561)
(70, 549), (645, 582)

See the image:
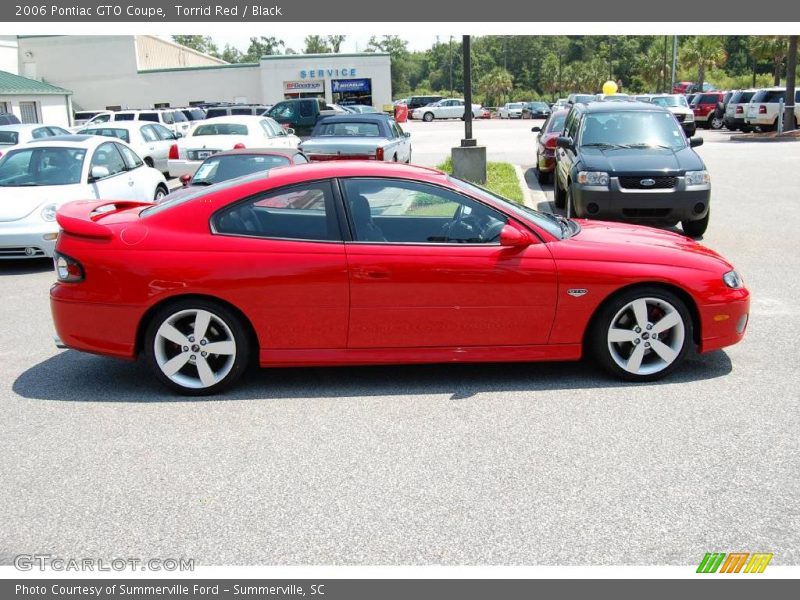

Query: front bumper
(0, 220), (59, 259)
(698, 291), (750, 354)
(571, 176), (711, 224)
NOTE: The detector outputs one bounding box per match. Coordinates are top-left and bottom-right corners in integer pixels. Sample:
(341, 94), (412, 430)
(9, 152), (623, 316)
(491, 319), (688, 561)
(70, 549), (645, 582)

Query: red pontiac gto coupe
(50, 162), (749, 395)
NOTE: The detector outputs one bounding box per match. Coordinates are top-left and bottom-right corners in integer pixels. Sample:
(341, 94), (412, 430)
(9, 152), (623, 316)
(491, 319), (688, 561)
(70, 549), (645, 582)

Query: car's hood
(0, 185), (85, 222)
(552, 219), (732, 272)
(579, 145), (704, 175)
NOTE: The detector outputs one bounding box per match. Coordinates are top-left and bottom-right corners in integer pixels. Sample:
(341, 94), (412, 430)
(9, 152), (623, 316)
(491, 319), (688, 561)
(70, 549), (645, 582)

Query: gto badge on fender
(567, 289), (588, 297)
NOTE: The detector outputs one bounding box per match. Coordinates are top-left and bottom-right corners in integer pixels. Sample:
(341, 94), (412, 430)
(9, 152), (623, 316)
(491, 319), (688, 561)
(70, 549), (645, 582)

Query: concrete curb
(729, 134), (800, 143)
(513, 164), (549, 210)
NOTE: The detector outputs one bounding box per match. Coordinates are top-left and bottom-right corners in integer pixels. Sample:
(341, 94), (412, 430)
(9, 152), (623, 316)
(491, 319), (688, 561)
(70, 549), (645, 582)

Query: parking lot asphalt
(1, 119), (798, 566)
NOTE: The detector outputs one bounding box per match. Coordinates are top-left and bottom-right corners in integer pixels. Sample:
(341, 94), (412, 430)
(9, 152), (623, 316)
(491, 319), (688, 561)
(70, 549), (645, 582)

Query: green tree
(681, 36), (727, 91)
(219, 44), (242, 63)
(478, 67), (513, 106)
(304, 35), (331, 54)
(366, 35), (411, 96)
(242, 36), (284, 62)
(172, 35), (219, 58)
(327, 36), (346, 53)
(749, 36), (788, 85)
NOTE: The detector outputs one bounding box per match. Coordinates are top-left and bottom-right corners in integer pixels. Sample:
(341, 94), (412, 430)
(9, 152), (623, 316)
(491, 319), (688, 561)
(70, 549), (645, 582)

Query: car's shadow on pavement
(0, 258), (52, 275)
(14, 348), (733, 403)
(522, 167), (704, 241)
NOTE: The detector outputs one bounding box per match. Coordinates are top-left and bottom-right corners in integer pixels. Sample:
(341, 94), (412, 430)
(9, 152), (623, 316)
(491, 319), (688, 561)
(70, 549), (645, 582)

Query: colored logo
(696, 552), (773, 573)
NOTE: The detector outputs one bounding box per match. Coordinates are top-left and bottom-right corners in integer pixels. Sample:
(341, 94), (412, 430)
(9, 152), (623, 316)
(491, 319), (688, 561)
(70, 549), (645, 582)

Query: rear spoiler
(56, 200), (153, 239)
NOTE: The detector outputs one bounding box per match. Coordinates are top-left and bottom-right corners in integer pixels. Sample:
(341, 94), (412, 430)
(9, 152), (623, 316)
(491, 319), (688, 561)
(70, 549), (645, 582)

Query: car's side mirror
(556, 136), (574, 149)
(531, 126), (541, 132)
(689, 136), (704, 148)
(499, 224), (533, 247)
(180, 174), (192, 187)
(286, 128), (295, 136)
(89, 165), (110, 181)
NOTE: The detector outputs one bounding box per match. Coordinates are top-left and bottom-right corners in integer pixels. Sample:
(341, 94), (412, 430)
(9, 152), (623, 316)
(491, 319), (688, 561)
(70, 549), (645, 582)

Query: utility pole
(670, 35), (678, 93)
(784, 35), (798, 132)
(451, 35), (486, 184)
(449, 36), (453, 97)
(661, 36), (669, 93)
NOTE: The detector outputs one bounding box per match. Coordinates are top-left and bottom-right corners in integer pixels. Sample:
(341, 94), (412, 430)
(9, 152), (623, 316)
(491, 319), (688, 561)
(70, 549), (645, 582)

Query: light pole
(451, 35), (486, 184)
(670, 35), (678, 93)
(784, 35), (798, 132)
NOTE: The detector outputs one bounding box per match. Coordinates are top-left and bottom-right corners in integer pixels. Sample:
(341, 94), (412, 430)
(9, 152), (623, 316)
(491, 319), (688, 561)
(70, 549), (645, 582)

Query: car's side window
(152, 124), (175, 141)
(31, 127), (50, 139)
(342, 178), (507, 245)
(213, 180), (340, 242)
(140, 125), (159, 143)
(116, 143), (143, 170)
(89, 142), (127, 178)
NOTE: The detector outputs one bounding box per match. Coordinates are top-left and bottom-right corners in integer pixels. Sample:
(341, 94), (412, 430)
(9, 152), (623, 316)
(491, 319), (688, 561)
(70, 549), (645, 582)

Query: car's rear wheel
(144, 299), (251, 395)
(154, 184), (168, 202)
(591, 288), (692, 382)
(144, 157), (154, 168)
(536, 165), (550, 185)
(710, 114), (724, 130)
(682, 208), (710, 238)
(423, 112), (434, 122)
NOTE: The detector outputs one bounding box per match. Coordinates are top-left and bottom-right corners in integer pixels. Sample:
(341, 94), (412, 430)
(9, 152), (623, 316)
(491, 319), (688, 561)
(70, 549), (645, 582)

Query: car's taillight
(168, 144), (179, 160)
(233, 143), (246, 149)
(759, 105), (767, 114)
(376, 147), (384, 161)
(544, 136), (558, 149)
(54, 252), (84, 283)
(736, 106), (743, 114)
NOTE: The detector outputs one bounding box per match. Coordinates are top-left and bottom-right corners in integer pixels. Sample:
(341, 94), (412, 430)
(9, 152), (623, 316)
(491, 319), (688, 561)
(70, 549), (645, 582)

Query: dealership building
(15, 36), (393, 119)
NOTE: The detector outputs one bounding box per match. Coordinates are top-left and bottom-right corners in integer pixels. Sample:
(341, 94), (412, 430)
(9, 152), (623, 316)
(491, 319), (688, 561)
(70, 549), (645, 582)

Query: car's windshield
(192, 154), (290, 185)
(545, 113), (568, 133)
(580, 110), (686, 150)
(573, 95), (594, 104)
(650, 96), (688, 108)
(0, 146), (86, 186)
(448, 176), (567, 239)
(531, 102), (548, 109)
(193, 123), (248, 136)
(79, 127), (131, 144)
(315, 122), (381, 137)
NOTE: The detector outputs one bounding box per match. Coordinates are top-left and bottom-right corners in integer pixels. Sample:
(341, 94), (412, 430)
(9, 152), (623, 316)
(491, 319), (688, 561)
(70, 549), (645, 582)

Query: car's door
(556, 110), (580, 189)
(143, 124), (172, 172)
(210, 179), (350, 352)
(115, 142), (155, 200)
(339, 177), (558, 348)
(390, 120), (410, 162)
(87, 141), (139, 200)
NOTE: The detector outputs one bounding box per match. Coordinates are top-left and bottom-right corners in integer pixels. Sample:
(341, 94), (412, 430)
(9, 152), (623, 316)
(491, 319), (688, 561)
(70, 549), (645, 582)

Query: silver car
(299, 114), (412, 163)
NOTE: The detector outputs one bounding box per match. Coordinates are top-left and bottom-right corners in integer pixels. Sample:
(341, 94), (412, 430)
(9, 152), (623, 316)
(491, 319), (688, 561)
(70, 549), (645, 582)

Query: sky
(211, 34), (452, 54)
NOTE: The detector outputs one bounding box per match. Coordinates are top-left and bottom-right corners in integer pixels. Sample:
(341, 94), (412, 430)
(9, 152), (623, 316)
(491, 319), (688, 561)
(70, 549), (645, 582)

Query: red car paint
(51, 162), (748, 373)
(691, 92), (725, 123)
(536, 109), (569, 174)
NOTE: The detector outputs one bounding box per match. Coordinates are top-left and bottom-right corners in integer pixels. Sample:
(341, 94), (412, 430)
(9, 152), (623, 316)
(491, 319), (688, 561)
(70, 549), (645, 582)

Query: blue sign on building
(331, 78), (371, 93)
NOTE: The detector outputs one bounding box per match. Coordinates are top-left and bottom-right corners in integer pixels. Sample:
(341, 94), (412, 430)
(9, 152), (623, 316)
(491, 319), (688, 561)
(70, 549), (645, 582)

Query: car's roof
(200, 115), (270, 124)
(316, 113), (393, 124)
(0, 123), (61, 132)
(580, 102), (670, 113)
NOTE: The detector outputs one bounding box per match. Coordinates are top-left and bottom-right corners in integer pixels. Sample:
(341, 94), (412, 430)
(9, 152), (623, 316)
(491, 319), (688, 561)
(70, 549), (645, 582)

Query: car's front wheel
(144, 299), (251, 395)
(423, 112), (434, 122)
(591, 288), (692, 382)
(154, 184), (168, 202)
(553, 168), (566, 209)
(682, 208), (710, 238)
(710, 114), (724, 130)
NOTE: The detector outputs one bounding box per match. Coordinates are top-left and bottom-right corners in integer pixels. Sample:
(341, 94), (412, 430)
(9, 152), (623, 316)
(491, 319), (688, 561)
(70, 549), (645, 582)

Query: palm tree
(681, 36), (727, 91)
(478, 67), (514, 106)
(749, 36), (788, 86)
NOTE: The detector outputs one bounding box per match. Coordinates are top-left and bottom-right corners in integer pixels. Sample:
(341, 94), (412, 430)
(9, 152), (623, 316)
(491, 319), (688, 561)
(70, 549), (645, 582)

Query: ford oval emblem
(640, 178), (656, 187)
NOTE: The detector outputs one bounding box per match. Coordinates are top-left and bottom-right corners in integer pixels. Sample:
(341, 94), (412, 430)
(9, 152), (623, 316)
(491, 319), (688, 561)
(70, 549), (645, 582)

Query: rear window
(193, 123), (248, 136)
(172, 111), (188, 122)
(80, 127), (131, 144)
(231, 107), (255, 116)
(751, 90), (786, 103)
(316, 122), (381, 137)
(205, 108), (228, 119)
(74, 111), (100, 120)
(114, 113), (136, 121)
(182, 108), (205, 120)
(0, 131), (19, 145)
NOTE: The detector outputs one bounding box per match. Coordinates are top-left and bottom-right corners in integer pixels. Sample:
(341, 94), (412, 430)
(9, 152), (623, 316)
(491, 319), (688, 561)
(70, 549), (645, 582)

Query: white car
(745, 87), (800, 131)
(0, 136), (168, 259)
(168, 115), (301, 178)
(411, 98), (482, 122)
(77, 120), (177, 175)
(70, 111), (113, 132)
(113, 109), (192, 139)
(0, 124), (71, 153)
(498, 102), (525, 119)
(645, 94), (696, 136)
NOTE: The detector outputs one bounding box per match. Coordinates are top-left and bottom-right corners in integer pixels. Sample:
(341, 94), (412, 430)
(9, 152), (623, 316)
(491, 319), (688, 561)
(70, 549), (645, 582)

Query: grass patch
(437, 157), (524, 204)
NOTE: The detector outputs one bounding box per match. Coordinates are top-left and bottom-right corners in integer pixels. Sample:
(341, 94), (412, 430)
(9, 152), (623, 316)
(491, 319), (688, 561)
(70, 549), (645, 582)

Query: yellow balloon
(602, 80), (618, 95)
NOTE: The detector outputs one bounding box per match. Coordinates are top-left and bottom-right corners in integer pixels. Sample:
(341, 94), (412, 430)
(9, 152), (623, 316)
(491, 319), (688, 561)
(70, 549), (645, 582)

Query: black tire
(143, 298), (251, 396)
(565, 183), (576, 217)
(536, 167), (551, 185)
(406, 150), (412, 164)
(153, 184), (168, 202)
(144, 157), (154, 168)
(590, 286), (693, 382)
(681, 208), (710, 238)
(553, 169), (566, 209)
(423, 112), (434, 122)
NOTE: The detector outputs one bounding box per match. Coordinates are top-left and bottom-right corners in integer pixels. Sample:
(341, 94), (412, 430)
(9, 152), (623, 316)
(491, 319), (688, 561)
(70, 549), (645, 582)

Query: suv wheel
(710, 115), (724, 130)
(681, 209), (710, 238)
(553, 169), (566, 209)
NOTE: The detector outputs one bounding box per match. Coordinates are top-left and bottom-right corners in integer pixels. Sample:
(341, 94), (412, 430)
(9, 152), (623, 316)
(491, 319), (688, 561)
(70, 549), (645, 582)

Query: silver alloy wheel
(606, 297), (685, 376)
(711, 115), (724, 129)
(153, 308), (237, 390)
(154, 187), (167, 201)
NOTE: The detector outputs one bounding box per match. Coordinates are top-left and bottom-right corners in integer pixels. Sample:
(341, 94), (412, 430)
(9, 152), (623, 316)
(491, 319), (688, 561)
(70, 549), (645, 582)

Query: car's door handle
(353, 268), (390, 280)
(128, 180), (135, 186)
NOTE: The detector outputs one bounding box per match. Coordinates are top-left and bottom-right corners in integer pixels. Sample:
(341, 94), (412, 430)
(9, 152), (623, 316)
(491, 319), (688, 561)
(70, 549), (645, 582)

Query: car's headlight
(685, 170), (710, 186)
(577, 171), (609, 186)
(723, 270), (744, 289)
(685, 113), (695, 122)
(40, 203), (57, 222)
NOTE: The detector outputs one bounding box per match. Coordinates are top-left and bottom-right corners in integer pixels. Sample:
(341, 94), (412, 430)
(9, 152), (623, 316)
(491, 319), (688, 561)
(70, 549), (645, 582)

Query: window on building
(19, 102), (39, 124)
